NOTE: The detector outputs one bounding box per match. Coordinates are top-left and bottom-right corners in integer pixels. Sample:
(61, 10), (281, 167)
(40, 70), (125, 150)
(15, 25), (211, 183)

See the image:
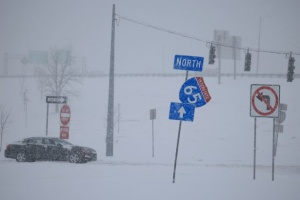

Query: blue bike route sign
(173, 55), (204, 72)
(169, 102), (195, 122)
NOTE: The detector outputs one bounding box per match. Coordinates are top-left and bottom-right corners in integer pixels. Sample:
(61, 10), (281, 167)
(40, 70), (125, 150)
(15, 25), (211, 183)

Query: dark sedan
(5, 137), (97, 163)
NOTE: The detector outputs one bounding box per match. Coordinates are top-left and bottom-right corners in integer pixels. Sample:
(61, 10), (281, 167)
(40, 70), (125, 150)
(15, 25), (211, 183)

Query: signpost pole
(172, 71), (189, 183)
(46, 103), (49, 136)
(152, 119), (154, 157)
(150, 109), (156, 158)
(253, 117), (257, 179)
(173, 120), (182, 183)
(272, 118), (275, 181)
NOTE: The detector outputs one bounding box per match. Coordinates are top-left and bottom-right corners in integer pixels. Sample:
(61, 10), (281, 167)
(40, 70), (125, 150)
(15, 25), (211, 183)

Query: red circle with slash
(251, 86), (279, 116)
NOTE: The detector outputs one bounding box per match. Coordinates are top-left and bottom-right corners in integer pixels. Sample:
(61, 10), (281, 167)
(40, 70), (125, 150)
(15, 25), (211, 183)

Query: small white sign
(150, 109), (156, 120)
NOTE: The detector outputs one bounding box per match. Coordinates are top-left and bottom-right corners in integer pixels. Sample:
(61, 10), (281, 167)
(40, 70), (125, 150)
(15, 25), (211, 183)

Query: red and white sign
(195, 77), (211, 103)
(250, 84), (280, 118)
(60, 104), (71, 126)
(60, 126), (69, 139)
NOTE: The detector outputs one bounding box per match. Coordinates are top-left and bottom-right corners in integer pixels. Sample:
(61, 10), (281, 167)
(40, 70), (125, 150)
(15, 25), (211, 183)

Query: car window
(43, 138), (55, 145)
(27, 138), (37, 144)
(36, 138), (43, 145)
(21, 139), (28, 144)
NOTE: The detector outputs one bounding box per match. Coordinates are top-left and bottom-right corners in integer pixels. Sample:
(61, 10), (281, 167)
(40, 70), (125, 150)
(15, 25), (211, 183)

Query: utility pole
(106, 4), (116, 156)
(233, 37), (237, 80)
(256, 16), (269, 75)
(217, 36), (222, 84)
(4, 53), (8, 76)
(256, 17), (262, 75)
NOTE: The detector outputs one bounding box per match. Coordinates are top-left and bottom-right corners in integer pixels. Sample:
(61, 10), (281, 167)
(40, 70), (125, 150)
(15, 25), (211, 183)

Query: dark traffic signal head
(287, 56), (295, 82)
(208, 45), (216, 64)
(244, 51), (251, 71)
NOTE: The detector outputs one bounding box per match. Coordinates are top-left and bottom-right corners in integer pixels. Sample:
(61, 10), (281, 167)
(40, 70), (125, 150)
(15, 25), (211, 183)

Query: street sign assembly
(250, 84), (280, 118)
(150, 109), (156, 120)
(60, 104), (71, 139)
(170, 54), (210, 183)
(173, 55), (204, 72)
(169, 102), (195, 122)
(179, 77), (211, 107)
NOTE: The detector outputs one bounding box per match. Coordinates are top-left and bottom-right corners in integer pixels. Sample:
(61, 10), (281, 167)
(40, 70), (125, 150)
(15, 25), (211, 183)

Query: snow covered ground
(0, 75), (299, 200)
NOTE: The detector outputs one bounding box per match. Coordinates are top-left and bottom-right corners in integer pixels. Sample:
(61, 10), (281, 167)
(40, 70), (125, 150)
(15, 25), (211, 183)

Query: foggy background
(1, 0), (300, 76)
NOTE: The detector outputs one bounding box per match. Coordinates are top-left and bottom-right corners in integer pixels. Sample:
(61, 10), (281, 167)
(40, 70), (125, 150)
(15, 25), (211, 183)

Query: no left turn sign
(250, 84), (280, 118)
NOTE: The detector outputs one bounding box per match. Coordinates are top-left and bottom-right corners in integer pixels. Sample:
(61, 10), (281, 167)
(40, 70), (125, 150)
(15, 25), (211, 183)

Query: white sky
(0, 0), (300, 74)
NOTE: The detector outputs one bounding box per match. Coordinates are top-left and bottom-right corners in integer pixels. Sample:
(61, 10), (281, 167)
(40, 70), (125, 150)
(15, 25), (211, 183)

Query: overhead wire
(116, 14), (300, 56)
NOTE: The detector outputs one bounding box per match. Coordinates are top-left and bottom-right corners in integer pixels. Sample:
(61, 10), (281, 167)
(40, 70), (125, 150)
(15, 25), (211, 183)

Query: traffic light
(287, 56), (295, 82)
(244, 49), (251, 71)
(208, 44), (216, 64)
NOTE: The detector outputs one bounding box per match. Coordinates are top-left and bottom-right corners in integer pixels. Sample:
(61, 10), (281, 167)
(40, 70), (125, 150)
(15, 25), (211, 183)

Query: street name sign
(46, 96), (67, 104)
(173, 55), (204, 72)
(250, 84), (280, 118)
(179, 77), (211, 107)
(169, 102), (195, 122)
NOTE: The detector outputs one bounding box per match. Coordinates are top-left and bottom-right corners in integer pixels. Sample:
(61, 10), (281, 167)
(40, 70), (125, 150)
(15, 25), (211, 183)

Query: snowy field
(0, 76), (300, 200)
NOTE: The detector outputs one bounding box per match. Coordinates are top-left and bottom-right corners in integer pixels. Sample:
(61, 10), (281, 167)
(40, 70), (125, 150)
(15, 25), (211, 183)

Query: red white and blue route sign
(179, 77), (211, 107)
(250, 84), (280, 118)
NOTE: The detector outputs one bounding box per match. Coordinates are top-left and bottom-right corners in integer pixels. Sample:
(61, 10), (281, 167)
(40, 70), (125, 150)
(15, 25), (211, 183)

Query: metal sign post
(272, 118), (275, 181)
(150, 109), (156, 157)
(253, 117), (257, 179)
(250, 84), (280, 181)
(173, 70), (189, 183)
(46, 104), (49, 136)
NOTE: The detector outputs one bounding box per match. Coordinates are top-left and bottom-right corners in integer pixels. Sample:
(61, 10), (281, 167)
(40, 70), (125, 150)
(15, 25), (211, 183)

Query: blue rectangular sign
(173, 55), (204, 72)
(169, 102), (195, 122)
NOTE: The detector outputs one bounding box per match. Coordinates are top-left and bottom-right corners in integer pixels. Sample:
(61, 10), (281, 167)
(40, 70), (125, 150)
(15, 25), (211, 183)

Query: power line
(116, 14), (300, 56)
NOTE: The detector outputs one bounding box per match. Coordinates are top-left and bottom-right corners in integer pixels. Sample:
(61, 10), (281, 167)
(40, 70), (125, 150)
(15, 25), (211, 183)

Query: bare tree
(0, 105), (12, 152)
(35, 46), (81, 112)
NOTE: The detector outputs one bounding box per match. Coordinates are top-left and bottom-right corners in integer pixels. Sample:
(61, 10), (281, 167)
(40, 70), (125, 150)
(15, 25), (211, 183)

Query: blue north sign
(173, 55), (204, 72)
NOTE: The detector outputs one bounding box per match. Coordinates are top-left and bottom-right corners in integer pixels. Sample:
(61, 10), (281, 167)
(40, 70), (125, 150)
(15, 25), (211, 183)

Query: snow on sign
(60, 104), (71, 126)
(169, 102), (195, 122)
(60, 126), (69, 139)
(173, 55), (204, 72)
(46, 96), (67, 104)
(179, 77), (211, 107)
(250, 84), (280, 118)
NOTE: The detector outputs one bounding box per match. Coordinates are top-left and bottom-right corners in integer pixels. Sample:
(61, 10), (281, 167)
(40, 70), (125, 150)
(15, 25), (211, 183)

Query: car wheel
(69, 153), (81, 163)
(16, 152), (26, 162)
